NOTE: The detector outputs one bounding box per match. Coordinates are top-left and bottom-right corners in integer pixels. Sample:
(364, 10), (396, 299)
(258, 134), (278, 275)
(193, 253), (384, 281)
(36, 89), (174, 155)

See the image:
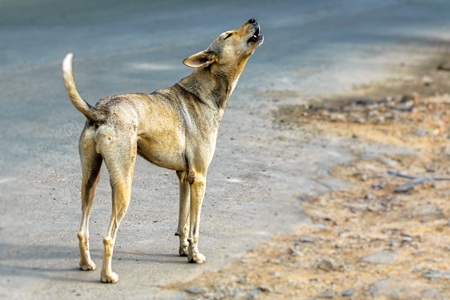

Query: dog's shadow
(114, 251), (187, 265)
(0, 242), (188, 284)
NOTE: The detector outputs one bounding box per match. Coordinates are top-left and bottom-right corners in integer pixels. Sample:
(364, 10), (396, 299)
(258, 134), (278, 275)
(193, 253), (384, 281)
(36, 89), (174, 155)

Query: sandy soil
(165, 62), (450, 299)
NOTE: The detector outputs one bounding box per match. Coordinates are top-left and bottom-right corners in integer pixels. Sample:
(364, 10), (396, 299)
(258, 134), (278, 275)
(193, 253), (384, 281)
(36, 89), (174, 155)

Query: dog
(62, 19), (263, 283)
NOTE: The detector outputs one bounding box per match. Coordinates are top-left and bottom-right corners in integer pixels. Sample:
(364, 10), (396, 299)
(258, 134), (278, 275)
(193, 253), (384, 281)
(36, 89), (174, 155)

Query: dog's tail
(62, 53), (99, 122)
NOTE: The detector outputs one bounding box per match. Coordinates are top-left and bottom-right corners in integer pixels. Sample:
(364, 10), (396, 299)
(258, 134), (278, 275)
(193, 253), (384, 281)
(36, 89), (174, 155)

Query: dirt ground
(164, 62), (450, 299)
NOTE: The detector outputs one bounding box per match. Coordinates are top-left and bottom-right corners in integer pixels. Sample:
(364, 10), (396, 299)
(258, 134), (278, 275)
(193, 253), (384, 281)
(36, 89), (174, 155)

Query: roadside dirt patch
(165, 66), (450, 299)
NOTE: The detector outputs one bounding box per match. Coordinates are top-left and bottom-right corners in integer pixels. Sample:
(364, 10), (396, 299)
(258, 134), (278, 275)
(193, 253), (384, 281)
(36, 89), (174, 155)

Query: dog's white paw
(79, 259), (96, 271)
(101, 271), (119, 283)
(189, 252), (206, 264)
(179, 245), (188, 257)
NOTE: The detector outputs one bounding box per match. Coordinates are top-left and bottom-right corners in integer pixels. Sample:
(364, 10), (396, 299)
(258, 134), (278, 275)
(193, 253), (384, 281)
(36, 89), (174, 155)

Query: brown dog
(62, 19), (263, 283)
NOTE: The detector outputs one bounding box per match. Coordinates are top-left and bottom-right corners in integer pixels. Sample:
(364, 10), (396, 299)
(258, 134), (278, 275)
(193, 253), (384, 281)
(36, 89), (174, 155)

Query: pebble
(317, 257), (345, 272)
(258, 285), (272, 293)
(421, 288), (442, 298)
(317, 259), (334, 272)
(421, 272), (450, 279)
(318, 290), (333, 298)
(309, 223), (327, 231)
(365, 193), (376, 200)
(300, 236), (314, 243)
(414, 128), (428, 137)
(389, 240), (401, 247)
(441, 145), (450, 157)
(185, 287), (204, 294)
(365, 279), (425, 299)
(361, 251), (396, 264)
(393, 100), (414, 111)
(422, 75), (433, 86)
(236, 277), (246, 284)
(412, 204), (442, 218)
(342, 289), (354, 297)
(394, 177), (428, 193)
(247, 289), (261, 300)
(289, 247), (303, 256)
(330, 113), (346, 122)
(438, 61), (450, 71)
(374, 115), (385, 123)
(372, 182), (386, 190)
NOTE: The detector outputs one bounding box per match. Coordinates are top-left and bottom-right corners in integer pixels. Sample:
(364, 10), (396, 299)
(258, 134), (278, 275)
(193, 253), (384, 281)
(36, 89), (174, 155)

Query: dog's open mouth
(247, 27), (264, 44)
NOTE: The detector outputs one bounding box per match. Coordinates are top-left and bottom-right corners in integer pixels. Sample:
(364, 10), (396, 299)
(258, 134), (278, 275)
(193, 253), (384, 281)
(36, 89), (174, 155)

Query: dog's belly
(136, 136), (186, 170)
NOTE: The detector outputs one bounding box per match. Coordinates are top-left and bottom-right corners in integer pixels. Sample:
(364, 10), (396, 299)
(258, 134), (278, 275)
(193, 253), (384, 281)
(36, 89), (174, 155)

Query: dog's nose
(248, 18), (257, 24)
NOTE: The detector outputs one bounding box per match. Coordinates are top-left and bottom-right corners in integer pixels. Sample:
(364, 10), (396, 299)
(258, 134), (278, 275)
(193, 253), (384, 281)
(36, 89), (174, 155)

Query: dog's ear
(183, 50), (216, 68)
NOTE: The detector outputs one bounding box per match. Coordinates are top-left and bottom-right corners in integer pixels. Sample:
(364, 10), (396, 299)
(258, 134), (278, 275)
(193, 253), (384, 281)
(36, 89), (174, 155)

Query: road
(1, 0), (449, 299)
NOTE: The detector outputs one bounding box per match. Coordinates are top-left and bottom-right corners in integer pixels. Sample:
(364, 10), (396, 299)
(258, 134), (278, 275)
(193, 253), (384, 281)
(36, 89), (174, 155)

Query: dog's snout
(248, 18), (257, 24)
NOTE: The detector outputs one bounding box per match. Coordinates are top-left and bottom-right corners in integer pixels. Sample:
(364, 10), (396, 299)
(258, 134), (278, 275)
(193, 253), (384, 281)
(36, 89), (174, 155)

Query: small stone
(438, 61), (450, 71)
(374, 116), (385, 123)
(414, 128), (428, 137)
(421, 272), (450, 279)
(394, 100), (414, 111)
(330, 113), (346, 122)
(317, 258), (345, 272)
(365, 193), (376, 200)
(310, 223), (327, 231)
(368, 203), (383, 212)
(389, 240), (401, 247)
(289, 247), (303, 256)
(442, 145), (450, 157)
(318, 259), (334, 272)
(318, 290), (333, 298)
(421, 288), (442, 298)
(236, 277), (246, 284)
(402, 236), (413, 243)
(394, 177), (429, 193)
(422, 76), (433, 86)
(270, 258), (283, 264)
(425, 166), (435, 172)
(372, 182), (386, 190)
(342, 289), (354, 297)
(361, 251), (396, 264)
(300, 236), (314, 243)
(380, 157), (398, 168)
(258, 285), (272, 293)
(412, 204), (442, 218)
(247, 289), (261, 300)
(185, 287), (204, 294)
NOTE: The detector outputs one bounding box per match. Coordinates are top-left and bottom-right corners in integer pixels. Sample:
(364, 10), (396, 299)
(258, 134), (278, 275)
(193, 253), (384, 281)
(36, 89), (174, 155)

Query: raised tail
(62, 53), (98, 122)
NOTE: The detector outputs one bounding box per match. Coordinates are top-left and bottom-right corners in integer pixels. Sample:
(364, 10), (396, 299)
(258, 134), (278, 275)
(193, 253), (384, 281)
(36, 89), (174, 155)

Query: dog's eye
(224, 33), (233, 40)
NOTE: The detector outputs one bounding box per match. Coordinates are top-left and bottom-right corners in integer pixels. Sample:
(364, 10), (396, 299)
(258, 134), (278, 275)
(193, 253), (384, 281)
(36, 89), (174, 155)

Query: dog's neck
(177, 58), (250, 116)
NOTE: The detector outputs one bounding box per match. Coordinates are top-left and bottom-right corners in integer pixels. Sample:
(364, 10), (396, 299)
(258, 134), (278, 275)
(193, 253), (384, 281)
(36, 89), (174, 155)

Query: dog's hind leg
(176, 170), (190, 256)
(99, 132), (137, 283)
(78, 128), (102, 271)
(187, 170), (207, 264)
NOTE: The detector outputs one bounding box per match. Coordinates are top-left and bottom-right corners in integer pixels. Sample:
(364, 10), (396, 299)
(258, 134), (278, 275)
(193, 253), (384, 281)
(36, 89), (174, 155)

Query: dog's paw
(101, 271), (119, 283)
(79, 259), (96, 271)
(189, 252), (206, 264)
(179, 244), (188, 257)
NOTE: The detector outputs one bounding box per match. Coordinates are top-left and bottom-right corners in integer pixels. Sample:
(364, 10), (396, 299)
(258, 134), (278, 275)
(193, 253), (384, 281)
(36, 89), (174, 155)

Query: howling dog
(62, 19), (263, 283)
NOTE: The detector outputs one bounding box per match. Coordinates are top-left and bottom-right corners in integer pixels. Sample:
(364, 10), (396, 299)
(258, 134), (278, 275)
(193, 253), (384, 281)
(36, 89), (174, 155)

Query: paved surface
(1, 0), (450, 299)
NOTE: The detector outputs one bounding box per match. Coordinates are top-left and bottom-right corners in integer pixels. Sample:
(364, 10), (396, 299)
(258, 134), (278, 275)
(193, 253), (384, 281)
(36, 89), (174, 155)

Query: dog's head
(183, 19), (264, 69)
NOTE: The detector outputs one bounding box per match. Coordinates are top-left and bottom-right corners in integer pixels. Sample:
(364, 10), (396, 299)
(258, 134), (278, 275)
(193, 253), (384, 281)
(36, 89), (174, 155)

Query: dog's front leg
(187, 170), (206, 264)
(176, 170), (190, 256)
